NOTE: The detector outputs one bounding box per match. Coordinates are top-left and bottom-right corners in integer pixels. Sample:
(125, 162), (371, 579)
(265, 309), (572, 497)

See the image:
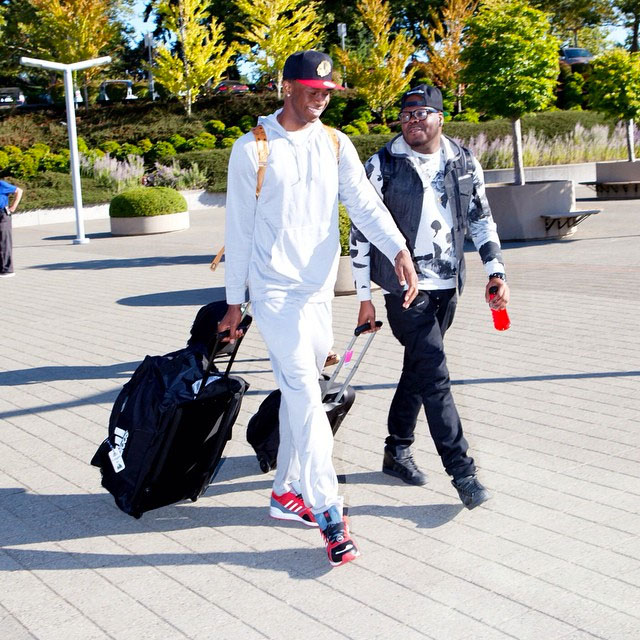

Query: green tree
(334, 0), (416, 123)
(563, 71), (586, 109)
(421, 0), (479, 112)
(615, 0), (640, 52)
(153, 0), (236, 115)
(532, 0), (614, 47)
(235, 0), (324, 98)
(461, 0), (559, 185)
(21, 0), (125, 104)
(0, 1), (41, 78)
(589, 48), (640, 160)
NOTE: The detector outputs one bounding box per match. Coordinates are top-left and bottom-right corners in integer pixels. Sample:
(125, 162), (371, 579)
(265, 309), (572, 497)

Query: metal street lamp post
(143, 33), (157, 101)
(337, 23), (348, 89)
(20, 56), (111, 245)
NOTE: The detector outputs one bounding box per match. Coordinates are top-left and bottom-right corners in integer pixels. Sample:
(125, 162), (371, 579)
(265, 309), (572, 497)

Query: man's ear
(282, 80), (293, 97)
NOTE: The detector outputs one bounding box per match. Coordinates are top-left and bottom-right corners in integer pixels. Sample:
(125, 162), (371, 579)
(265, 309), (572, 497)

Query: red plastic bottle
(489, 285), (511, 331)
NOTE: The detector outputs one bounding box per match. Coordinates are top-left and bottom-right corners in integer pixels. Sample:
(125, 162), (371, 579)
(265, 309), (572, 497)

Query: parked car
(0, 87), (26, 109)
(214, 80), (250, 94)
(248, 80), (277, 92)
(560, 47), (594, 66)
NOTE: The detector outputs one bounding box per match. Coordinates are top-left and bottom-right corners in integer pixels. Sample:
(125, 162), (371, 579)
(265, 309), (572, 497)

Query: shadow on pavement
(349, 503), (464, 529)
(0, 384), (274, 421)
(43, 232), (113, 241)
(0, 362), (139, 386)
(0, 454), (457, 577)
(354, 369), (640, 392)
(0, 483), (328, 579)
(118, 287), (225, 306)
(1, 546), (332, 579)
(31, 254), (213, 270)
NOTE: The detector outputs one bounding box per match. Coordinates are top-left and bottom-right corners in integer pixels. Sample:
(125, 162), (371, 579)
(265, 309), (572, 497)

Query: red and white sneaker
(269, 491), (317, 527)
(316, 507), (360, 567)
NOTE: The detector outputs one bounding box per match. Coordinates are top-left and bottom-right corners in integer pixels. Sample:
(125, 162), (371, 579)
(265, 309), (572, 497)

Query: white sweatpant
(252, 296), (343, 516)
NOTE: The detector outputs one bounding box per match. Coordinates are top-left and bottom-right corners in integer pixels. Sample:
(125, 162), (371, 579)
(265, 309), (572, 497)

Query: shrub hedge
(176, 148), (232, 192)
(109, 187), (187, 217)
(0, 92), (618, 153)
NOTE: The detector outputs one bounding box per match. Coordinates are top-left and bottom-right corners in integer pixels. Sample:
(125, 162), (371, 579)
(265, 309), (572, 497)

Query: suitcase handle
(354, 320), (382, 336)
(197, 318), (250, 398)
(325, 321), (383, 403)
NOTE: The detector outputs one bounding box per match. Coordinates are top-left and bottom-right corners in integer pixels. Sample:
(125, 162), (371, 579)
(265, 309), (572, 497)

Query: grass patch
(12, 172), (118, 211)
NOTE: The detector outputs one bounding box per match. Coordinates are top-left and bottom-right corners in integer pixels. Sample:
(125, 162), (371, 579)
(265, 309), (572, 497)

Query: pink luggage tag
(343, 350), (354, 367)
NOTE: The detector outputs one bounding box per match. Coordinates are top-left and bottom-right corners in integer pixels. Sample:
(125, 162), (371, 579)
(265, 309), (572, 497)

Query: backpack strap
(252, 124), (269, 198)
(252, 125), (339, 200)
(211, 125), (267, 270)
(323, 125), (340, 163)
(379, 147), (394, 196)
(455, 144), (474, 177)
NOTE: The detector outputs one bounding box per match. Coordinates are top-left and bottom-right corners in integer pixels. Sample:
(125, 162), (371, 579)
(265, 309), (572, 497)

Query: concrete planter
(334, 255), (356, 296)
(109, 210), (190, 236)
(485, 180), (577, 241)
(594, 161), (640, 199)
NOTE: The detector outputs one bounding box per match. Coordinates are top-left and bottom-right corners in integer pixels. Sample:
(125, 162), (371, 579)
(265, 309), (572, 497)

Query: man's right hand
(394, 249), (418, 308)
(218, 304), (244, 342)
(357, 300), (379, 334)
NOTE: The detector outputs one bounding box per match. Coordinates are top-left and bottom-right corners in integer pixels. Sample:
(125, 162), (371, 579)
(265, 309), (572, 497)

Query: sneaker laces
(324, 521), (346, 544)
(399, 454), (420, 472)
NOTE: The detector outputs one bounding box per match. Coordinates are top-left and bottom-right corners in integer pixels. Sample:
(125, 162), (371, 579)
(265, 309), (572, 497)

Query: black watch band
(488, 272), (506, 282)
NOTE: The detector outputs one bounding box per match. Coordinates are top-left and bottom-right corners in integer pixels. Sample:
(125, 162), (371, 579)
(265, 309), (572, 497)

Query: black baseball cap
(400, 84), (444, 111)
(283, 50), (345, 90)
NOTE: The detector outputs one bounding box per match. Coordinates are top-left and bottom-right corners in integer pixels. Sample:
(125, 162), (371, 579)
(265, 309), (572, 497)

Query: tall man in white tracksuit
(218, 51), (418, 567)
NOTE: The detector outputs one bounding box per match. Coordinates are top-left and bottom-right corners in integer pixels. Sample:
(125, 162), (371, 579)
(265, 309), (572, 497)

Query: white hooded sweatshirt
(224, 110), (407, 305)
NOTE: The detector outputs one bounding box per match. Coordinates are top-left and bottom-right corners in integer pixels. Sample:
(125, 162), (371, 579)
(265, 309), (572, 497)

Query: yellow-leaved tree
(23, 0), (118, 101)
(333, 0), (416, 123)
(421, 0), (479, 112)
(235, 0), (324, 99)
(153, 0), (236, 115)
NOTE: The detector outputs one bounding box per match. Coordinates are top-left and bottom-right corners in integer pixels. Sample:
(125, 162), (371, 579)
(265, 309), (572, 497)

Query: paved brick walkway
(1, 186), (639, 639)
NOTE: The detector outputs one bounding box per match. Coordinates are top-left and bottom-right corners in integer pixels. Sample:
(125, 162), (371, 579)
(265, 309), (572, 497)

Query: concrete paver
(1, 186), (639, 639)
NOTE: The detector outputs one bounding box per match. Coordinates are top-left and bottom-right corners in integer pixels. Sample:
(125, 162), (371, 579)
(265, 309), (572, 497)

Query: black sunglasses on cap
(399, 107), (440, 123)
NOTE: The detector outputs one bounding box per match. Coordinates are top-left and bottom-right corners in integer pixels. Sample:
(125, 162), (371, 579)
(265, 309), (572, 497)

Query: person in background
(351, 84), (509, 509)
(218, 50), (417, 567)
(0, 179), (23, 278)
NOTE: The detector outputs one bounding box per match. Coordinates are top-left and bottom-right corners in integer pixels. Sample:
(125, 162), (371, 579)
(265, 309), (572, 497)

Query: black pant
(384, 289), (475, 480)
(0, 208), (12, 274)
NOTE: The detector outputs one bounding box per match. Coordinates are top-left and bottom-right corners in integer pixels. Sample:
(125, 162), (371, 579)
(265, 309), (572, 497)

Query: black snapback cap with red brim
(401, 84), (444, 111)
(283, 50), (345, 90)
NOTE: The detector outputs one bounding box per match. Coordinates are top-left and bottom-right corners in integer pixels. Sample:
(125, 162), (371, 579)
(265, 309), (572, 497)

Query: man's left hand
(486, 278), (510, 310)
(394, 249), (418, 308)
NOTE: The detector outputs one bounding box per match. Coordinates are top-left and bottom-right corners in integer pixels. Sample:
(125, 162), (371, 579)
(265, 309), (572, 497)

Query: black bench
(541, 209), (601, 232)
(582, 181), (640, 197)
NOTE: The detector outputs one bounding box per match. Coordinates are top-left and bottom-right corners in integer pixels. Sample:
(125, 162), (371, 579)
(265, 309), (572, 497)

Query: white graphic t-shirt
(409, 147), (457, 288)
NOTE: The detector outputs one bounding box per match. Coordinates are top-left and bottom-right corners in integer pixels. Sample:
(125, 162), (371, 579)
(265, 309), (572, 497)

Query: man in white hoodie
(218, 50), (417, 567)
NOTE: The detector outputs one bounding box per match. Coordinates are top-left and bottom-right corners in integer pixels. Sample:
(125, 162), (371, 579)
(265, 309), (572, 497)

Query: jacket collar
(385, 132), (463, 164)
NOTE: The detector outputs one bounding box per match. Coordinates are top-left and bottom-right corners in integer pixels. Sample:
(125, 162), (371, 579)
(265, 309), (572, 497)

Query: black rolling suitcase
(91, 320), (250, 518)
(246, 321), (382, 473)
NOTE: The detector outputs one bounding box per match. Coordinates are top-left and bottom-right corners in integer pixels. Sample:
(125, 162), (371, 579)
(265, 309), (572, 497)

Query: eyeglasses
(399, 108), (440, 123)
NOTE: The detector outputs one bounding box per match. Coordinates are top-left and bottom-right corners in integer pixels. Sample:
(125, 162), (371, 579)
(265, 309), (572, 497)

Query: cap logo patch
(316, 60), (332, 76)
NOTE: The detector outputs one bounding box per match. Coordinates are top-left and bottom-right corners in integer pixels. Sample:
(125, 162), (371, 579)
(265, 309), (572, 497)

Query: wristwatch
(488, 272), (506, 282)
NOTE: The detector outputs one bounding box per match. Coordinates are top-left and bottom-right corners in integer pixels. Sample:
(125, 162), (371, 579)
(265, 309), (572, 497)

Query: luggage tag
(108, 447), (125, 473)
(343, 350), (354, 368)
(325, 321), (383, 402)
